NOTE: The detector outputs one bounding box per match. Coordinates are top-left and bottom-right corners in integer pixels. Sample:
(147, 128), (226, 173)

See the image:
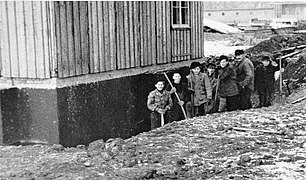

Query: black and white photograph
(0, 0), (306, 179)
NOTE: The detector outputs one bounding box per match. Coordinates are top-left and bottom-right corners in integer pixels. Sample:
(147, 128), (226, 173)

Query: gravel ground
(1, 85), (306, 180)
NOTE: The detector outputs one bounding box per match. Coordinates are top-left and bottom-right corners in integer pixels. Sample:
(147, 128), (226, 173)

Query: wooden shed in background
(0, 1), (204, 146)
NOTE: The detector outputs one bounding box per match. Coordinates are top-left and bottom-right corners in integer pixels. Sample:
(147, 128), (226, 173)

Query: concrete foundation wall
(1, 88), (59, 145)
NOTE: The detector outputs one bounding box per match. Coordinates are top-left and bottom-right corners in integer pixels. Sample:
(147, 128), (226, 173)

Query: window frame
(172, 1), (190, 29)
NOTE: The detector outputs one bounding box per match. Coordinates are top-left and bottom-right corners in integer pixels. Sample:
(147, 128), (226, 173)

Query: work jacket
(187, 72), (212, 106)
(235, 57), (255, 91)
(255, 63), (279, 93)
(218, 64), (239, 98)
(147, 89), (173, 112)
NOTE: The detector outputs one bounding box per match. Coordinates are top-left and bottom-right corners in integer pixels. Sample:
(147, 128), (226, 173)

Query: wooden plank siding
(0, 1), (52, 79)
(0, 1), (204, 79)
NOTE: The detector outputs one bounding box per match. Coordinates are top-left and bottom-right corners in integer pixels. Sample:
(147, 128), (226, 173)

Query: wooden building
(0, 1), (204, 146)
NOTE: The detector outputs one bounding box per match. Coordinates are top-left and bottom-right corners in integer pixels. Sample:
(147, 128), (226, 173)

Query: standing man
(234, 49), (255, 110)
(166, 72), (188, 122)
(187, 62), (212, 117)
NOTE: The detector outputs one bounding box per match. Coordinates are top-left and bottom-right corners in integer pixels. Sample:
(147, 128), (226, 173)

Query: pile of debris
(246, 34), (306, 55)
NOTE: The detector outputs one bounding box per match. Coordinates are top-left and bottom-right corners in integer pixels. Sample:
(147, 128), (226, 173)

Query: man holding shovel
(147, 78), (173, 129)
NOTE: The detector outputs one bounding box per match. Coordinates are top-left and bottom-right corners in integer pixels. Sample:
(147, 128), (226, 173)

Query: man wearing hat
(187, 61), (212, 117)
(234, 49), (255, 110)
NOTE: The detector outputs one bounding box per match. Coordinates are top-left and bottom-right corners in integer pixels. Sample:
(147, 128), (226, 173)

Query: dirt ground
(1, 84), (306, 179)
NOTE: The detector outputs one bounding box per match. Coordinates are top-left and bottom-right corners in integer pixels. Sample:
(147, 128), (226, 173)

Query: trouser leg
(226, 95), (240, 111)
(150, 112), (160, 130)
(239, 87), (252, 110)
(218, 97), (226, 112)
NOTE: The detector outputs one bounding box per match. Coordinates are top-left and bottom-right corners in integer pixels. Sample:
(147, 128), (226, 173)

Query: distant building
(275, 3), (306, 20)
(204, 1), (306, 25)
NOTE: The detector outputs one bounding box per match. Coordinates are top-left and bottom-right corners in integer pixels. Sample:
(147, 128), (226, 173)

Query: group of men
(147, 49), (281, 130)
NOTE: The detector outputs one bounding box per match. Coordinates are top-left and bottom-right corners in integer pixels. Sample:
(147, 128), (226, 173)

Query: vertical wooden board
(117, 2), (124, 69)
(0, 1), (2, 76)
(156, 2), (161, 64)
(15, 1), (27, 77)
(139, 2), (144, 66)
(166, 2), (171, 64)
(150, 1), (156, 65)
(124, 1), (130, 68)
(187, 30), (190, 60)
(41, 2), (50, 78)
(181, 30), (186, 61)
(190, 2), (195, 59)
(162, 1), (167, 64)
(128, 2), (135, 68)
(73, 1), (81, 75)
(88, 2), (93, 73)
(99, 1), (106, 72)
(92, 2), (100, 73)
(196, 2), (199, 58)
(33, 1), (47, 78)
(24, 1), (36, 78)
(144, 1), (152, 65)
(173, 31), (177, 62)
(59, 2), (69, 77)
(146, 2), (151, 66)
(0, 1), (11, 77)
(115, 2), (120, 69)
(133, 1), (140, 67)
(108, 1), (116, 70)
(199, 2), (204, 57)
(66, 2), (75, 76)
(142, 2), (148, 66)
(7, 2), (19, 77)
(80, 1), (89, 75)
(54, 2), (61, 76)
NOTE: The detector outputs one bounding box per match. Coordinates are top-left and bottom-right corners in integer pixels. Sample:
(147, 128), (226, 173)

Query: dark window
(222, 12), (225, 16)
(236, 12), (239, 15)
(172, 1), (189, 26)
(208, 13), (211, 16)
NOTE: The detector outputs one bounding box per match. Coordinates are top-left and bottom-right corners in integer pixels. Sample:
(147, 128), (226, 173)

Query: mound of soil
(246, 34), (306, 55)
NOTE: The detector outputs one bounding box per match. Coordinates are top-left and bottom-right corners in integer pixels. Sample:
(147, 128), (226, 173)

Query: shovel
(161, 114), (164, 126)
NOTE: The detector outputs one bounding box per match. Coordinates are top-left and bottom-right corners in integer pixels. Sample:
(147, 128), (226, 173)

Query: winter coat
(166, 82), (188, 105)
(147, 89), (173, 112)
(187, 72), (212, 106)
(218, 64), (239, 97)
(255, 63), (279, 93)
(235, 57), (255, 91)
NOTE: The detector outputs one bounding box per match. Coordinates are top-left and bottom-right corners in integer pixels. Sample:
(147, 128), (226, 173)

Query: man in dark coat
(166, 72), (188, 122)
(234, 49), (255, 110)
(254, 55), (279, 107)
(218, 55), (240, 112)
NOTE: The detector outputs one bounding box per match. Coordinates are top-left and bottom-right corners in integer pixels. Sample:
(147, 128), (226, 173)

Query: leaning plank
(231, 127), (282, 135)
(291, 96), (306, 104)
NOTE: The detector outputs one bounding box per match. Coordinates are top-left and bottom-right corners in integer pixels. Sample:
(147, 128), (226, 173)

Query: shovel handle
(161, 114), (164, 126)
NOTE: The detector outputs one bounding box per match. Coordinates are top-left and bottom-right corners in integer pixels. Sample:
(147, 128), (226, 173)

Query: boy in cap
(254, 55), (279, 107)
(187, 62), (212, 117)
(147, 78), (173, 129)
